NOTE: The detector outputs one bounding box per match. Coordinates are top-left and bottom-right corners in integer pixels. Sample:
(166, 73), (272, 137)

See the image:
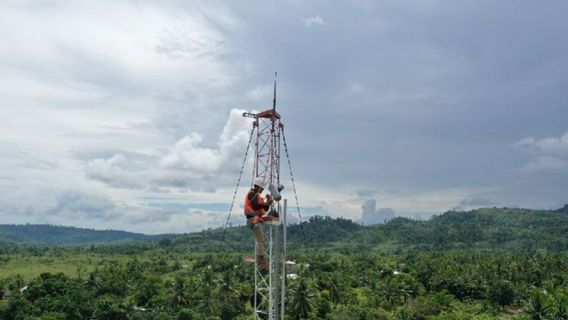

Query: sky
(1, 0), (567, 234)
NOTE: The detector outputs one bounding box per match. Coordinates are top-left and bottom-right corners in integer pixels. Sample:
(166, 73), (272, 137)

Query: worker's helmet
(253, 177), (267, 189)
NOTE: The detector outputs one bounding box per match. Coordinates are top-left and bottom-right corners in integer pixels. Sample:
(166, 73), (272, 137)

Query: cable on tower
(220, 126), (256, 245)
(281, 127), (309, 252)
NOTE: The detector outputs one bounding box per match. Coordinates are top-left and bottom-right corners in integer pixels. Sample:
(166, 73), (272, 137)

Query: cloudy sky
(1, 0), (567, 234)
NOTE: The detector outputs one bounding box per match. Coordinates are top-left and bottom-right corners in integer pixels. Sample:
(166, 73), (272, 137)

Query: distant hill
(2, 205), (566, 252)
(0, 224), (172, 246)
(342, 206), (568, 253)
(162, 215), (362, 253)
(163, 205), (568, 253)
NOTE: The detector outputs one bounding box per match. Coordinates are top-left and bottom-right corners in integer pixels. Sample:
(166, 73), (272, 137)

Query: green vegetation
(1, 206), (567, 319)
(163, 206), (568, 253)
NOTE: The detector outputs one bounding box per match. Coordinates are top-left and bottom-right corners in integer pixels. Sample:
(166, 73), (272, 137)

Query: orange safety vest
(244, 190), (266, 224)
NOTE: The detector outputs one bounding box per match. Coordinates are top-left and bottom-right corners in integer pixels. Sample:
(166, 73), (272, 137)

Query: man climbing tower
(244, 177), (274, 272)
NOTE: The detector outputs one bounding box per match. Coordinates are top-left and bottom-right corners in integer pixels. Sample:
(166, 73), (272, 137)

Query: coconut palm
(288, 278), (315, 320)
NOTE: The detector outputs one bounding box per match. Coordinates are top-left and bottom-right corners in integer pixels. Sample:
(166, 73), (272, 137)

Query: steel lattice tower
(243, 75), (287, 320)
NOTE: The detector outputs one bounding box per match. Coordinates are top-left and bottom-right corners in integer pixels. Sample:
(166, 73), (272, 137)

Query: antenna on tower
(272, 72), (277, 112)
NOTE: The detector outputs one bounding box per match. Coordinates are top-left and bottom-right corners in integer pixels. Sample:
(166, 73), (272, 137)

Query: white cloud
(0, 189), (123, 226)
(86, 154), (145, 189)
(359, 199), (396, 225)
(161, 133), (221, 173)
(0, 2), (233, 91)
(0, 188), (229, 234)
(321, 199), (361, 220)
(160, 108), (253, 176)
(0, 1), (245, 233)
(303, 15), (326, 28)
(79, 108), (253, 193)
(320, 186), (503, 221)
(520, 156), (568, 173)
(516, 131), (568, 158)
(515, 131), (568, 173)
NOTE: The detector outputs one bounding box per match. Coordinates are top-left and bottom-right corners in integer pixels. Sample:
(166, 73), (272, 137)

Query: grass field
(0, 252), (125, 280)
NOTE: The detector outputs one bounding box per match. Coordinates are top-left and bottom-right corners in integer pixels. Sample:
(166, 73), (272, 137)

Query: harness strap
(246, 212), (264, 219)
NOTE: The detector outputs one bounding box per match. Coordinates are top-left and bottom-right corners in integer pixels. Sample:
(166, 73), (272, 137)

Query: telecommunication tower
(242, 73), (287, 320)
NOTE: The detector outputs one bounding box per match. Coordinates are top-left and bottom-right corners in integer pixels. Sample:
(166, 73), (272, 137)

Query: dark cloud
(44, 190), (121, 221)
(214, 0), (568, 208)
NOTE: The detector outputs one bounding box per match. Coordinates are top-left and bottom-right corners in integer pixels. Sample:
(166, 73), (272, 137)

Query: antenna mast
(243, 73), (287, 320)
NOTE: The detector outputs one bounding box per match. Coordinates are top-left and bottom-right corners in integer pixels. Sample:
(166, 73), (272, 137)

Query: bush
(398, 292), (456, 320)
(91, 296), (130, 320)
(177, 308), (206, 320)
(0, 294), (33, 320)
(488, 280), (515, 307)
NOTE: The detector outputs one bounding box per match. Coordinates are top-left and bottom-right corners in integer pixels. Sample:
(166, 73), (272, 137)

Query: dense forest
(1, 206), (567, 319)
(153, 206), (568, 253)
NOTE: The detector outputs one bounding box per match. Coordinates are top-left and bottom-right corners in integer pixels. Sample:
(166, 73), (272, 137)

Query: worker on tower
(244, 177), (274, 272)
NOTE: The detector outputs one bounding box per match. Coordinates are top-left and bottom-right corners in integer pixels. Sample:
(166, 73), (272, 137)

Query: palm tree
(527, 291), (551, 320)
(170, 276), (189, 308)
(288, 278), (315, 320)
(328, 276), (343, 305)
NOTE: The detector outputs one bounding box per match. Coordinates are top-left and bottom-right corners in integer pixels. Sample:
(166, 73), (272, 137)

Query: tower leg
(253, 213), (286, 319)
